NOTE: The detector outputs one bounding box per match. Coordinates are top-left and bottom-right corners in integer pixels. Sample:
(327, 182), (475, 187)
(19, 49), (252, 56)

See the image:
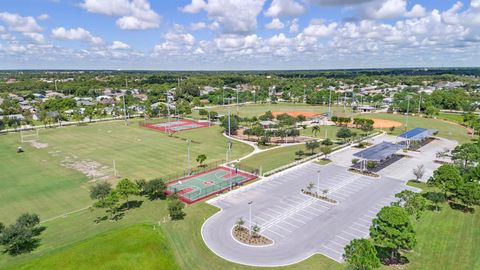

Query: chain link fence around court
(163, 160), (226, 183)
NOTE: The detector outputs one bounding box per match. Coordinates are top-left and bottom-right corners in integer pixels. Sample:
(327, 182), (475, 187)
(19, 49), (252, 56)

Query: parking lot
(201, 134), (455, 266)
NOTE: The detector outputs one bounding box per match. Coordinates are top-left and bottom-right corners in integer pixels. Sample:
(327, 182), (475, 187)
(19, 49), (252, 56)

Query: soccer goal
(20, 128), (39, 143)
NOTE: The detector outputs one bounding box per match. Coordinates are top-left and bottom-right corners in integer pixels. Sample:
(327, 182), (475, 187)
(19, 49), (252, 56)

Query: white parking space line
(342, 230), (362, 238)
(348, 227), (368, 236)
(322, 245), (343, 255)
(359, 217), (371, 223)
(330, 240), (345, 248)
(353, 221), (370, 229)
(266, 228), (285, 238)
(336, 235), (350, 242)
(271, 223), (292, 233)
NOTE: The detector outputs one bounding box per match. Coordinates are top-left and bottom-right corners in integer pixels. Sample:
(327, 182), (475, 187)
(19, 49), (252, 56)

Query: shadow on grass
(375, 246), (410, 266)
(118, 200), (144, 211)
(448, 202), (475, 214)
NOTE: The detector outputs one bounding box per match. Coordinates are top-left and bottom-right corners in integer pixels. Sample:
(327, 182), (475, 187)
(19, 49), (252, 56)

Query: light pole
(328, 88), (332, 119)
(418, 92), (422, 115)
(187, 138), (191, 175)
(248, 201), (253, 235)
(405, 96), (412, 131)
(236, 88), (239, 114)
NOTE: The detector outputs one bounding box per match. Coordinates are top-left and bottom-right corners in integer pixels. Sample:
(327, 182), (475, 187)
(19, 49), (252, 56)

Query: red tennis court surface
(144, 119), (209, 133)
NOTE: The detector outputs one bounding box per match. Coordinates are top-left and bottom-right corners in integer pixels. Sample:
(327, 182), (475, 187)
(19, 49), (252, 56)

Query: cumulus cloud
(265, 18), (285, 30)
(190, 22), (207, 31)
(265, 0), (306, 17)
(111, 41), (130, 50)
(154, 26), (196, 55)
(23, 33), (45, 43)
(0, 12), (42, 32)
(303, 20), (338, 37)
(181, 0), (266, 34)
(290, 18), (300, 33)
(51, 27), (104, 46)
(80, 0), (161, 30)
(308, 0), (375, 6)
(362, 0), (427, 20)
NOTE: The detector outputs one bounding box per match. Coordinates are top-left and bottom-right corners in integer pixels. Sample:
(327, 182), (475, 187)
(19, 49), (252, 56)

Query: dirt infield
(272, 111), (320, 118)
(371, 118), (402, 129)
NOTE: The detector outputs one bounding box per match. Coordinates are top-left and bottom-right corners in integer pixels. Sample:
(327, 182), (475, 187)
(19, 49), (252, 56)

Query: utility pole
(418, 92), (422, 115)
(236, 88), (239, 114)
(317, 170), (321, 194)
(405, 96), (411, 131)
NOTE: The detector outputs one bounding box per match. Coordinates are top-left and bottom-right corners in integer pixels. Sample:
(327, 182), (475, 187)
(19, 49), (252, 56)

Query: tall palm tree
(312, 125), (321, 137)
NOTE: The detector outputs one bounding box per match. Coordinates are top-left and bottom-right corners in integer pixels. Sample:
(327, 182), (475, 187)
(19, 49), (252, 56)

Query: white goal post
(20, 128), (39, 143)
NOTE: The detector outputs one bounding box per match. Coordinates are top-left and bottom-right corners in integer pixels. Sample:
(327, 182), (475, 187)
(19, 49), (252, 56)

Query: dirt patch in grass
(272, 111), (320, 118)
(30, 141), (49, 149)
(61, 156), (113, 181)
(371, 118), (402, 129)
(232, 226), (273, 246)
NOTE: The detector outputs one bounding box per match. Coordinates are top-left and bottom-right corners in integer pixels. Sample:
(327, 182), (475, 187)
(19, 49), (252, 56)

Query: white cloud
(290, 18), (300, 33)
(308, 0), (375, 6)
(154, 26), (196, 55)
(362, 0), (427, 20)
(51, 27), (104, 46)
(303, 20), (338, 37)
(266, 18), (285, 30)
(111, 41), (130, 50)
(23, 33), (45, 43)
(181, 0), (266, 34)
(190, 22), (207, 31)
(37, 14), (49, 20)
(181, 0), (207, 13)
(265, 0), (306, 17)
(80, 0), (161, 30)
(0, 12), (42, 32)
(267, 33), (291, 47)
(472, 0), (480, 9)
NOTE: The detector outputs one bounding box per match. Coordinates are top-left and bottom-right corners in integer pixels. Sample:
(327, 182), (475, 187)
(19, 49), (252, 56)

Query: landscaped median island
(232, 226), (273, 246)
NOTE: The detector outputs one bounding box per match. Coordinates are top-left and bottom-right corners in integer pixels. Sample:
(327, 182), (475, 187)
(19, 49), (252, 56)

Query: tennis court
(144, 119), (209, 133)
(166, 167), (257, 204)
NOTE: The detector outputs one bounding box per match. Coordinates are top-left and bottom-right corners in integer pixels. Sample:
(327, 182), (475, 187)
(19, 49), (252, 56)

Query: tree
(115, 178), (139, 209)
(428, 164), (464, 198)
(312, 125), (321, 137)
(168, 197), (186, 220)
(198, 109), (208, 118)
(251, 224), (261, 237)
(425, 105), (439, 117)
(425, 192), (445, 212)
(305, 140), (320, 155)
(0, 213), (44, 255)
(394, 190), (427, 220)
(143, 178), (167, 200)
(344, 239), (381, 270)
(94, 190), (120, 220)
(366, 161), (376, 170)
(295, 150), (304, 160)
(337, 127), (353, 142)
(370, 206), (416, 263)
(306, 182), (315, 193)
(322, 138), (333, 146)
(89, 182), (112, 200)
(450, 143), (480, 169)
(196, 154), (207, 167)
(235, 217), (245, 229)
(412, 164), (425, 182)
(389, 126), (395, 134)
(321, 146), (333, 159)
(456, 182), (480, 207)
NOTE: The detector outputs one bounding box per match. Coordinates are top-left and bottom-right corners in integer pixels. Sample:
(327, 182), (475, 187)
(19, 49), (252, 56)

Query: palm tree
(251, 224), (261, 238)
(236, 217), (245, 230)
(306, 182), (315, 193)
(312, 125), (321, 137)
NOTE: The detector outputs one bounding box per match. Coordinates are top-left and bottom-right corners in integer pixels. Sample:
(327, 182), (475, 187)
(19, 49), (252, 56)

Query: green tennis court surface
(166, 167), (257, 203)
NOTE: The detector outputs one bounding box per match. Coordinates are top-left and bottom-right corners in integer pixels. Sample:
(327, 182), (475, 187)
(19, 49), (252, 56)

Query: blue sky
(0, 0), (479, 70)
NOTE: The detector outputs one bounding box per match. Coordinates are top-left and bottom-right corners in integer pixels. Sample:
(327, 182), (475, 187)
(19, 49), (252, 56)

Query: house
(74, 97), (95, 106)
(33, 93), (45, 99)
(4, 114), (25, 121)
(45, 91), (65, 99)
(201, 86), (218, 96)
(259, 120), (278, 129)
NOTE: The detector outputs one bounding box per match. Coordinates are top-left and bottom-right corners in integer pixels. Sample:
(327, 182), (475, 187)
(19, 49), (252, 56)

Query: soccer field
(0, 119), (253, 223)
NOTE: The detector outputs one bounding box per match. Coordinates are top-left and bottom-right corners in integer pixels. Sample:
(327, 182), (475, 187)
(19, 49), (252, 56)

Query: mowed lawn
(239, 144), (322, 173)
(192, 103), (353, 119)
(14, 225), (180, 270)
(0, 120), (253, 224)
(300, 125), (365, 141)
(361, 113), (474, 143)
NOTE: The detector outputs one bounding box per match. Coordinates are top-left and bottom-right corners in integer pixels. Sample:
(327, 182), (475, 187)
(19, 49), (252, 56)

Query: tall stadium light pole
(418, 92), (422, 115)
(248, 201), (253, 236)
(187, 138), (191, 175)
(405, 96), (412, 131)
(122, 94), (127, 126)
(253, 90), (256, 104)
(343, 92), (347, 115)
(304, 87), (306, 104)
(328, 88), (332, 119)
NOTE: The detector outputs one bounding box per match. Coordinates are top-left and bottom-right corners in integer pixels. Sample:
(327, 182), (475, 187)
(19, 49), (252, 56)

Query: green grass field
(239, 144), (322, 173)
(300, 125), (365, 141)
(361, 113), (474, 143)
(0, 120), (252, 224)
(13, 225), (180, 270)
